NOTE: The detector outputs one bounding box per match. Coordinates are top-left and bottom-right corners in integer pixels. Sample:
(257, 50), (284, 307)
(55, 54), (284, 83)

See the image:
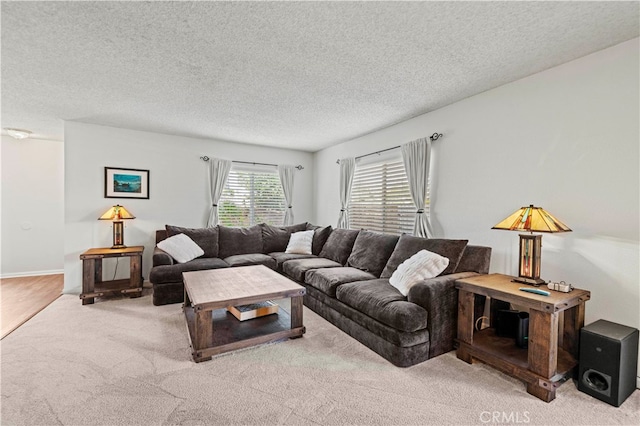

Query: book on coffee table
(227, 300), (279, 321)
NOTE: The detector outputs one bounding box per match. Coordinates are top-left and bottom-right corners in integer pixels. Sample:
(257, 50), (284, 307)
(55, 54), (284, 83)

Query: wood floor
(1, 274), (64, 339)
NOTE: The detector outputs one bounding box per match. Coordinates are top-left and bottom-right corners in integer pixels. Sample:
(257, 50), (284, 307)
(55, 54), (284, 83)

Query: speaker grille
(582, 369), (612, 396)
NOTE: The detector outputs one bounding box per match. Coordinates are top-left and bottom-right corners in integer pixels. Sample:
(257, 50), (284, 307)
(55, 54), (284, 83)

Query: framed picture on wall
(104, 167), (149, 199)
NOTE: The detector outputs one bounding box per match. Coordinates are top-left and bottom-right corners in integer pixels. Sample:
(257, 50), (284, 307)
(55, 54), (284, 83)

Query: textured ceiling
(2, 1), (638, 151)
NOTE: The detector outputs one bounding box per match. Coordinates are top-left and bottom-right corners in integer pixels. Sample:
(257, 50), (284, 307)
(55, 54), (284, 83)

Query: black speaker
(516, 312), (529, 349)
(578, 319), (639, 407)
(495, 309), (519, 338)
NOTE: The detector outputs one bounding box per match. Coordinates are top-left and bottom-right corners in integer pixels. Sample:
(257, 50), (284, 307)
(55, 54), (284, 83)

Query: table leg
(562, 303), (585, 358)
(527, 310), (559, 401)
(94, 259), (102, 285)
(82, 259), (95, 305)
(130, 254), (142, 297)
(193, 308), (213, 362)
(290, 295), (305, 338)
(456, 289), (475, 364)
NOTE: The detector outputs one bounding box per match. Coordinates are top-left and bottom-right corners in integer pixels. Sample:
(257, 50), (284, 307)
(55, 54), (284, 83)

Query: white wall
(1, 135), (64, 277)
(315, 39), (640, 377)
(64, 123), (314, 294)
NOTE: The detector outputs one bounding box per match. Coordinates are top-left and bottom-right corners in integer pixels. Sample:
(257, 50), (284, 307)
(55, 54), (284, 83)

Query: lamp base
(112, 220), (125, 249)
(512, 276), (545, 286)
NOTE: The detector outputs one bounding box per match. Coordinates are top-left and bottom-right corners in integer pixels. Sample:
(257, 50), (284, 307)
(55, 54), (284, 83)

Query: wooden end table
(455, 273), (590, 402)
(79, 246), (144, 305)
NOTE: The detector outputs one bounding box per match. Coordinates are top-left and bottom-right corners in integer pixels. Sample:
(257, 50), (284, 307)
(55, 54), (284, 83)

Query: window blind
(350, 159), (425, 235)
(218, 168), (285, 227)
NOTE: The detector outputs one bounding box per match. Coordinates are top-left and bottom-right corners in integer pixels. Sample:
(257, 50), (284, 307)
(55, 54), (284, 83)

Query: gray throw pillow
(346, 230), (399, 277)
(380, 234), (468, 278)
(165, 224), (219, 258)
(318, 228), (360, 265)
(262, 223), (308, 253)
(308, 225), (333, 255)
(218, 225), (263, 258)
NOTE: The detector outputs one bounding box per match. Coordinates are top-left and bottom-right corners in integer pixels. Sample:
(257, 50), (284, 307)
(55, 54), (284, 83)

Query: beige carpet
(1, 292), (638, 426)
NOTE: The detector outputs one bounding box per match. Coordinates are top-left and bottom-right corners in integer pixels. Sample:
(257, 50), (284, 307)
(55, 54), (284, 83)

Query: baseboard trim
(1, 269), (64, 279)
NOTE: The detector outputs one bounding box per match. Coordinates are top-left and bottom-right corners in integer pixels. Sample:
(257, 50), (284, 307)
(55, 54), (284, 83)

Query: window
(350, 158), (425, 235)
(218, 167), (285, 227)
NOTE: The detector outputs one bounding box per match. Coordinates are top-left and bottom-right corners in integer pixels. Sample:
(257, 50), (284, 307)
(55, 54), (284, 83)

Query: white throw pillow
(285, 230), (314, 255)
(389, 249), (450, 296)
(157, 233), (204, 263)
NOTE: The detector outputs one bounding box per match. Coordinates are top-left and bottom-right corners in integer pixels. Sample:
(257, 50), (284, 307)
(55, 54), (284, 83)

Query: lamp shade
(492, 204), (570, 285)
(98, 205), (136, 221)
(492, 205), (571, 233)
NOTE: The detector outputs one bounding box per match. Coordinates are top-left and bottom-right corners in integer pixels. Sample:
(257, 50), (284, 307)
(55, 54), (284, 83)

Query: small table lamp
(492, 204), (571, 285)
(99, 204), (136, 249)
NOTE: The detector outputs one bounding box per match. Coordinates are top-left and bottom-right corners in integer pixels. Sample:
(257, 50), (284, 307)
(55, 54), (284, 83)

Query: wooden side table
(455, 273), (591, 402)
(79, 246), (144, 305)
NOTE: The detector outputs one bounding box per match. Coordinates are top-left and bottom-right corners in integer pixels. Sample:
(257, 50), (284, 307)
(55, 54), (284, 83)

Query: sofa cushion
(306, 267), (376, 297)
(306, 224), (333, 255)
(454, 245), (492, 274)
(380, 235), (468, 278)
(218, 225), (263, 258)
(318, 228), (360, 265)
(389, 249), (449, 296)
(224, 253), (277, 270)
(149, 258), (229, 284)
(269, 252), (317, 270)
(285, 230), (314, 254)
(282, 258), (343, 282)
(261, 223), (308, 253)
(304, 284), (430, 348)
(157, 233), (204, 264)
(336, 279), (428, 333)
(346, 230), (399, 277)
(166, 224), (219, 258)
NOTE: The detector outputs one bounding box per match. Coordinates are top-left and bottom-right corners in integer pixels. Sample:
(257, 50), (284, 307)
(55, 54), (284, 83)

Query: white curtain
(337, 157), (356, 229)
(278, 164), (296, 226)
(206, 157), (232, 227)
(401, 138), (434, 238)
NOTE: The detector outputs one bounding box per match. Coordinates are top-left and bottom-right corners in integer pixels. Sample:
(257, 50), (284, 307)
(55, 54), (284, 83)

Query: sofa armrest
(406, 272), (481, 358)
(153, 247), (174, 267)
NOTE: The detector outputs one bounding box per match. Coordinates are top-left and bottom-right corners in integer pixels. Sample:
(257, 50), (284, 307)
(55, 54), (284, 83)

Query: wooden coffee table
(182, 265), (306, 362)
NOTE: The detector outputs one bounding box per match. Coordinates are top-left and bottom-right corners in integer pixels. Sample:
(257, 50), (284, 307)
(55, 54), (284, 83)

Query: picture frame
(104, 167), (149, 199)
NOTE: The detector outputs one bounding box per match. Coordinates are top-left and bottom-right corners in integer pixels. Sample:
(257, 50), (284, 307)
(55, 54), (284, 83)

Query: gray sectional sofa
(150, 223), (491, 367)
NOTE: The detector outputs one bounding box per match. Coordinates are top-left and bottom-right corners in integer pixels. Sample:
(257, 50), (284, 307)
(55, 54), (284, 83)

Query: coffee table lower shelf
(184, 304), (305, 362)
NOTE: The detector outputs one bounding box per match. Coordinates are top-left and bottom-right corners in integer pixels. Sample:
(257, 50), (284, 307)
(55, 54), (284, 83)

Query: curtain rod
(200, 156), (304, 170)
(336, 132), (443, 164)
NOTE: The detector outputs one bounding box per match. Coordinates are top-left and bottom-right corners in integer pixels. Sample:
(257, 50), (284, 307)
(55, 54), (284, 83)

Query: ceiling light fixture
(4, 128), (32, 139)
